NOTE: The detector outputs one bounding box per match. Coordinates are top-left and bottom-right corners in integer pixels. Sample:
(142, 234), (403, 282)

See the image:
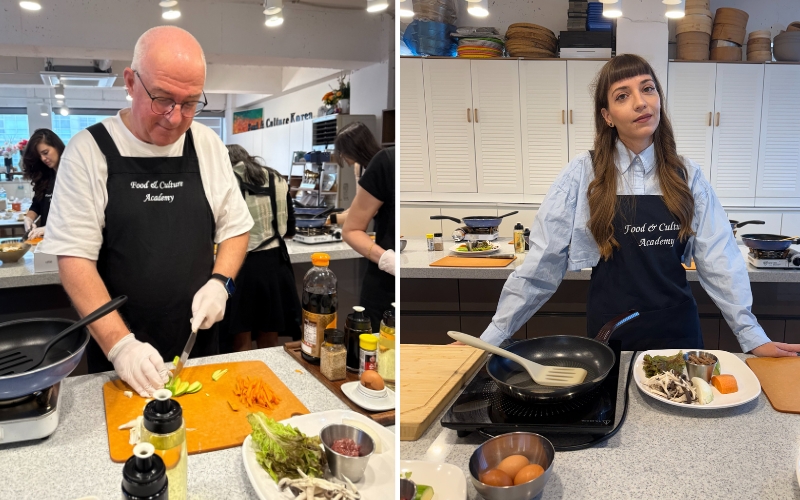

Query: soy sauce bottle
(344, 306), (372, 372)
(301, 253), (338, 363)
(122, 442), (169, 499)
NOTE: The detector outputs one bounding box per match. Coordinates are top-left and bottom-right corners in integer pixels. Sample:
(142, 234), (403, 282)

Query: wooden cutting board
(430, 256), (517, 267)
(745, 357), (800, 413)
(103, 361), (310, 463)
(400, 345), (487, 441)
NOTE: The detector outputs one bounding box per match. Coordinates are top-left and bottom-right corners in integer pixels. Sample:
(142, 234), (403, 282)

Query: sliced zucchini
(186, 381), (202, 394)
(414, 485), (434, 500)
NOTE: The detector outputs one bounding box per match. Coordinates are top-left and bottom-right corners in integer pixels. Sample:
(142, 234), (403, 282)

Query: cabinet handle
(562, 110), (565, 124)
(474, 108), (479, 123)
(715, 112), (720, 127)
(569, 110), (573, 124)
(708, 112), (712, 127)
(467, 108), (472, 123)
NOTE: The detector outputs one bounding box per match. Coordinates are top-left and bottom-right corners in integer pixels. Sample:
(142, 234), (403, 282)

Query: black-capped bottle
(122, 442), (169, 499)
(344, 306), (372, 372)
(141, 389), (187, 500)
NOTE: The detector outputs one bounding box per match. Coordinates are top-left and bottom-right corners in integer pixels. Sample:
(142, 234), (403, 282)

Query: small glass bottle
(122, 442), (169, 500)
(344, 306), (372, 372)
(433, 233), (444, 251)
(320, 328), (347, 381)
(359, 333), (378, 376)
(141, 389), (187, 500)
(513, 222), (525, 254)
(426, 233), (435, 251)
(377, 306), (396, 390)
(523, 228), (530, 252)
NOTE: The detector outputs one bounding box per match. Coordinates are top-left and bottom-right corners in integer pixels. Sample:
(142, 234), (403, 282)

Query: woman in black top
(330, 122), (382, 227)
(21, 129), (64, 239)
(342, 147), (395, 332)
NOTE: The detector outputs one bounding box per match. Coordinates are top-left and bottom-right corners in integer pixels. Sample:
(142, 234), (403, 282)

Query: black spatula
(0, 295), (127, 375)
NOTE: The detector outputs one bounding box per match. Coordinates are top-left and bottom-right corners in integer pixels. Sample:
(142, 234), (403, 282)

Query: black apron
(586, 160), (702, 350)
(85, 123), (218, 373)
(235, 171), (291, 264)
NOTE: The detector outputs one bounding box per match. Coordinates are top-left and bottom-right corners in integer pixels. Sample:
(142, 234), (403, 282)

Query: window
(0, 114), (30, 166)
(194, 116), (224, 140)
(51, 115), (109, 144)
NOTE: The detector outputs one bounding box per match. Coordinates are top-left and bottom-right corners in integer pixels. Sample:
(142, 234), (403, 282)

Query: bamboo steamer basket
(712, 23), (747, 45)
(685, 8), (712, 17)
(747, 50), (772, 62)
(677, 14), (713, 35)
(787, 21), (800, 32)
(714, 7), (749, 27)
(677, 43), (710, 61)
(678, 31), (711, 45)
(747, 39), (772, 52)
(748, 30), (772, 40)
(685, 0), (710, 11)
(711, 45), (743, 61)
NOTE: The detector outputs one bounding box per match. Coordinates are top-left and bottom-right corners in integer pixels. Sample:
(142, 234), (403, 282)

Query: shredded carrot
(233, 376), (282, 411)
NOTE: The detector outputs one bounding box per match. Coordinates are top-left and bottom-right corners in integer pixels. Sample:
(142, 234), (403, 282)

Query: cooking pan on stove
(295, 207), (344, 228)
(294, 206), (330, 216)
(431, 211), (518, 228)
(741, 234), (800, 252)
(485, 310), (639, 403)
(0, 296), (127, 399)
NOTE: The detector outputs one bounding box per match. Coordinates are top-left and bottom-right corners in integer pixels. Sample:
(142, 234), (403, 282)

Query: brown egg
(480, 469), (513, 487)
(513, 463), (545, 485)
(496, 454), (530, 480)
(360, 370), (385, 390)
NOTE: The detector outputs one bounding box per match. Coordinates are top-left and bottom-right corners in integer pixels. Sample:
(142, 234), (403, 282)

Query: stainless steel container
(684, 350), (718, 383)
(319, 424), (375, 483)
(399, 478), (417, 500)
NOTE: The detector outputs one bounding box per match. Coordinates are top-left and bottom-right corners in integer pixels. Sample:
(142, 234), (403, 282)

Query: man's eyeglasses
(134, 70), (207, 117)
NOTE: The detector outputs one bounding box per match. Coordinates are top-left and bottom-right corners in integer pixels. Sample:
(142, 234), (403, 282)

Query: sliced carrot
(710, 374), (738, 394)
(232, 376), (282, 411)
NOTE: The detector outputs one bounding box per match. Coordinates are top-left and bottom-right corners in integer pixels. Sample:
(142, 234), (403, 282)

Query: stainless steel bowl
(469, 432), (555, 500)
(684, 350), (718, 383)
(319, 424), (375, 483)
(400, 239), (408, 252)
(399, 478), (417, 500)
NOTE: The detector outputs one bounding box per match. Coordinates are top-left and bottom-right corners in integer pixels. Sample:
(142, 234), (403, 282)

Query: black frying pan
(741, 234), (800, 252)
(486, 310), (639, 402)
(295, 207), (344, 228)
(431, 211), (519, 228)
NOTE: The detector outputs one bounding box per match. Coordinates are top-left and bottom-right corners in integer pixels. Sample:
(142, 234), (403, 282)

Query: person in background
(42, 26), (253, 397)
(21, 129), (65, 240)
(223, 144), (301, 350)
(342, 146), (395, 331)
(328, 121), (382, 227)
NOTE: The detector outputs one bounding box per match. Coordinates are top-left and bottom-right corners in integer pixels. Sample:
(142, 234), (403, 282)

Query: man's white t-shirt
(42, 112), (254, 260)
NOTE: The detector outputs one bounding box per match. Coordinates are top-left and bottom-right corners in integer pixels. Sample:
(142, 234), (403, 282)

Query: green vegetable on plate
(247, 412), (327, 482)
(415, 485), (435, 500)
(643, 351), (685, 378)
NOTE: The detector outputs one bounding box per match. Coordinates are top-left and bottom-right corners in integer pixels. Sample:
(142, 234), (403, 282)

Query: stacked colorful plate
(456, 37), (505, 58)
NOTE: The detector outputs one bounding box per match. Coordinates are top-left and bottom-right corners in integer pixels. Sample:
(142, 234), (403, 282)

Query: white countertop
(400, 237), (800, 282)
(0, 239), (362, 289)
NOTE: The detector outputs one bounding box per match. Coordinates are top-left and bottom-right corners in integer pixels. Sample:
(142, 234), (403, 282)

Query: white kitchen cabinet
(399, 204), (445, 237)
(667, 62), (716, 177)
(710, 64), (764, 203)
(422, 59), (477, 193)
(756, 65), (800, 205)
(400, 58), (432, 192)
(566, 60), (606, 160)
(471, 60), (524, 194)
(519, 60), (569, 201)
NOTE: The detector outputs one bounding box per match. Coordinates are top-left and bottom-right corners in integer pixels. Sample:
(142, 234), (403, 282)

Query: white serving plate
(242, 409), (395, 500)
(340, 381), (395, 411)
(449, 243), (500, 255)
(633, 349), (761, 410)
(400, 460), (468, 500)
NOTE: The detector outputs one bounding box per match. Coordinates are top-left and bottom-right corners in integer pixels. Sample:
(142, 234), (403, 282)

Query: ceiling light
(59, 106), (69, 116)
(467, 0), (489, 17)
(263, 0), (282, 16)
(158, 0), (177, 5)
(54, 84), (65, 99)
(399, 6), (413, 17)
(56, 99), (63, 105)
(664, 0), (684, 18)
(366, 0), (388, 13)
(162, 6), (181, 19)
(603, 0), (622, 18)
(265, 14), (284, 26)
(39, 103), (48, 116)
(19, 1), (41, 10)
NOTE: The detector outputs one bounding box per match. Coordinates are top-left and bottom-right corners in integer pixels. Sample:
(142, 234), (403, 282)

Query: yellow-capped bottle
(377, 305), (396, 390)
(301, 253), (338, 363)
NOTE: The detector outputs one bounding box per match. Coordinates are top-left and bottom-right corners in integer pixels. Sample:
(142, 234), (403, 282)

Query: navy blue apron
(84, 123), (218, 373)
(586, 159), (702, 350)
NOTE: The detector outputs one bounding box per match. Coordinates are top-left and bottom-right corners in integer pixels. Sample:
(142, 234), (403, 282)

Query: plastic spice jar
(433, 233), (444, 251)
(320, 329), (347, 381)
(359, 333), (378, 376)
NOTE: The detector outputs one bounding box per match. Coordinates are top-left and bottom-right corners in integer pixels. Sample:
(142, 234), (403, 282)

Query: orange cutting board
(430, 256), (516, 267)
(102, 361), (310, 463)
(745, 357), (800, 413)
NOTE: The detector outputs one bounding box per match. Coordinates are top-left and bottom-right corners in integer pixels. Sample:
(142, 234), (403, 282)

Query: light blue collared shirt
(481, 140), (771, 353)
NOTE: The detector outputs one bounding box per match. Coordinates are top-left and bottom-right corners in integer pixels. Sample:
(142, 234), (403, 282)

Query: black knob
(792, 256), (800, 267)
(333, 231), (342, 240)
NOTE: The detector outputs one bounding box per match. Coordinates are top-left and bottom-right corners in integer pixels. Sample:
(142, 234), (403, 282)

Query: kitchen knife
(457, 254), (516, 259)
(172, 327), (198, 379)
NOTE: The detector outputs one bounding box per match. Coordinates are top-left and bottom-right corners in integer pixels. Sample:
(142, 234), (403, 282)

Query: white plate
(400, 460), (468, 500)
(242, 409), (395, 500)
(449, 243), (500, 255)
(633, 349), (761, 409)
(340, 381), (395, 412)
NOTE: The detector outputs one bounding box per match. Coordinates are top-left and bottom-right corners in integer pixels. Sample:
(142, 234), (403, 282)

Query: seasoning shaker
(426, 233), (435, 251)
(344, 306), (372, 372)
(513, 222), (525, 254)
(523, 227), (530, 252)
(320, 328), (347, 381)
(122, 442), (169, 500)
(359, 333), (378, 375)
(141, 389), (187, 500)
(433, 233), (444, 251)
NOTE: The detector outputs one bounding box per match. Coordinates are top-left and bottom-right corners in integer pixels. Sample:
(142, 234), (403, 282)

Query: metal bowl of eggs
(468, 432), (555, 500)
(0, 241), (31, 264)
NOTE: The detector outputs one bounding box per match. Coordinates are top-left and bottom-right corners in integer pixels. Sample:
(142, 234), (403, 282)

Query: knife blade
(173, 328), (198, 379)
(458, 254), (516, 259)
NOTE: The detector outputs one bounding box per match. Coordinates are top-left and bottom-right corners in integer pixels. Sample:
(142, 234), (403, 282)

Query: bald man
(43, 26), (253, 397)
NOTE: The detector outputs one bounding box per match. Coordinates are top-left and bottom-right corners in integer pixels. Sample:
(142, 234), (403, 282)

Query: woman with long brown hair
(478, 54), (798, 357)
(21, 128), (65, 239)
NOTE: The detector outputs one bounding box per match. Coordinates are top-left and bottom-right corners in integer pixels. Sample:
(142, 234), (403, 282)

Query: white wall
(350, 60), (391, 135)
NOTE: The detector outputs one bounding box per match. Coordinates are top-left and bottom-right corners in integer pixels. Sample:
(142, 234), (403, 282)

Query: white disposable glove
(191, 279), (228, 332)
(378, 249), (396, 276)
(28, 226), (45, 240)
(108, 333), (169, 397)
(23, 216), (35, 233)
